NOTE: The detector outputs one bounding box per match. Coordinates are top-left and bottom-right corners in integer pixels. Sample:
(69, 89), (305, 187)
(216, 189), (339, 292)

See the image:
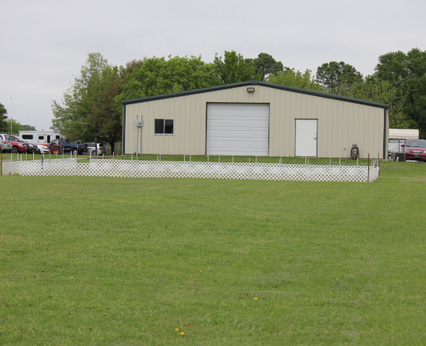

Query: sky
(1, 0), (425, 131)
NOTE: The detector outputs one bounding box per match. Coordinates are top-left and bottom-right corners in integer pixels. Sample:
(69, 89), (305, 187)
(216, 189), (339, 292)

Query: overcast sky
(1, 0), (425, 131)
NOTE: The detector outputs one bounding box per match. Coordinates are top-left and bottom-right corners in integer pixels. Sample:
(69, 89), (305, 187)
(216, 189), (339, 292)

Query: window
(155, 119), (174, 134)
(22, 134), (33, 140)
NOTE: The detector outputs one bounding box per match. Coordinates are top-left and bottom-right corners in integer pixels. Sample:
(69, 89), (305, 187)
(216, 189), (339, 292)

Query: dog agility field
(0, 161), (424, 344)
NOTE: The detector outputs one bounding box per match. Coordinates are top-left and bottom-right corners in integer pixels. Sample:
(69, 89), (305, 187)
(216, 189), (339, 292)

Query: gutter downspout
(122, 104), (126, 155)
(383, 108), (388, 160)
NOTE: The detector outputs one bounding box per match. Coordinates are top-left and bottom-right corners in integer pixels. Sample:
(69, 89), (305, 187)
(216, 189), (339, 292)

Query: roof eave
(121, 80), (389, 109)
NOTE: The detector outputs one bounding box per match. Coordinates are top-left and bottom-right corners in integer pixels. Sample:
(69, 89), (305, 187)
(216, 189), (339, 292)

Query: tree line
(0, 103), (35, 134)
(3, 49), (424, 151)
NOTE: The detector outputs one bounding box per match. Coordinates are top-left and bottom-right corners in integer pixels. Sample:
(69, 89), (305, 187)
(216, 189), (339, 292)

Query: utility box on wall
(136, 119), (143, 127)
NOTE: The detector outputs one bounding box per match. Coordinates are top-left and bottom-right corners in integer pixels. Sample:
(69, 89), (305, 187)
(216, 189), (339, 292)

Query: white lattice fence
(1, 159), (379, 182)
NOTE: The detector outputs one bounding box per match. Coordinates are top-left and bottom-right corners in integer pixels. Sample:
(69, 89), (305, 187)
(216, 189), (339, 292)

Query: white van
(19, 131), (62, 153)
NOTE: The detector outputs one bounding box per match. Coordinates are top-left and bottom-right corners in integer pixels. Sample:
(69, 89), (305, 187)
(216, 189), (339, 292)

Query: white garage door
(206, 103), (270, 156)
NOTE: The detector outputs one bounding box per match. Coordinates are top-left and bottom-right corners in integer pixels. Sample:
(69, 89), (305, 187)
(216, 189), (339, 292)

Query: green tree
(51, 53), (111, 141)
(117, 56), (220, 102)
(0, 107), (36, 134)
(316, 61), (363, 95)
(375, 48), (426, 137)
(9, 121), (36, 135)
(267, 69), (325, 92)
(19, 124), (36, 131)
(249, 53), (284, 81)
(213, 51), (260, 84)
(0, 102), (8, 132)
(350, 76), (410, 128)
(8, 119), (24, 135)
(89, 65), (130, 153)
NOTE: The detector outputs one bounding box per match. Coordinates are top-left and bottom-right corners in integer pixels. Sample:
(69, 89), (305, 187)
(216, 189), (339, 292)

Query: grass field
(0, 160), (424, 345)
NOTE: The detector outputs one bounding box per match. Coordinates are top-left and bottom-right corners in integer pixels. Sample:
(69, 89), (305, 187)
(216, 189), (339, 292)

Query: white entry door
(295, 119), (318, 157)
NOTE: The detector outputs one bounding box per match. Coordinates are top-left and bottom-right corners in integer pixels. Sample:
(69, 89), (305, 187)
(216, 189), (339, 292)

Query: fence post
(368, 153), (370, 182)
(378, 153), (380, 176)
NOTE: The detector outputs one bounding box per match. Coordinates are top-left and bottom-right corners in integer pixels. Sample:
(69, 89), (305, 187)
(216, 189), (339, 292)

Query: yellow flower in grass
(180, 332), (185, 336)
(254, 297), (258, 300)
(175, 328), (179, 332)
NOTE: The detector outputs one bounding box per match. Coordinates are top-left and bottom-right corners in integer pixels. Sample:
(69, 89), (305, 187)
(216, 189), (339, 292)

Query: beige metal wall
(124, 85), (387, 158)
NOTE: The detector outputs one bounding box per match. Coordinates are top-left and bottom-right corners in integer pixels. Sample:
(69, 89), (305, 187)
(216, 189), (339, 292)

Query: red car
(9, 135), (28, 154)
(403, 139), (426, 161)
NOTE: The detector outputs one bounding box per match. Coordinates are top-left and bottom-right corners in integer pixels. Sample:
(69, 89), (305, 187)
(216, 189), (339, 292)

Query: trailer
(388, 128), (419, 154)
(19, 131), (62, 153)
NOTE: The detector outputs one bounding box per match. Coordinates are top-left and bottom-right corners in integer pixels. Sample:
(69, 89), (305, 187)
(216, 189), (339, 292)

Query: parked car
(85, 142), (107, 155)
(10, 135), (40, 154)
(0, 133), (12, 152)
(9, 135), (28, 153)
(37, 143), (50, 154)
(402, 139), (426, 161)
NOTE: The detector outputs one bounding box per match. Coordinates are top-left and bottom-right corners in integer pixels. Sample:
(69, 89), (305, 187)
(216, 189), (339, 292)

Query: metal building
(122, 81), (389, 159)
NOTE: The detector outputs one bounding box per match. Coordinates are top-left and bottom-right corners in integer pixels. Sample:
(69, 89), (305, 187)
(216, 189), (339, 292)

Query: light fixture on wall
(247, 86), (255, 93)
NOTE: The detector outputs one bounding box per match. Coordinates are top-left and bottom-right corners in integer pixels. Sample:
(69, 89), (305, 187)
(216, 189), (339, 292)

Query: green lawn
(0, 161), (424, 345)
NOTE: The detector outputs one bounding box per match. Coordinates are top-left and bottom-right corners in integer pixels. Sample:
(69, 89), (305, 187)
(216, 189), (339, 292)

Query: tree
(20, 124), (36, 131)
(52, 53), (111, 141)
(117, 56), (220, 102)
(9, 121), (36, 135)
(250, 53), (284, 81)
(8, 119), (23, 135)
(349, 76), (410, 128)
(316, 61), (363, 95)
(213, 51), (260, 84)
(0, 102), (8, 132)
(89, 65), (128, 154)
(375, 48), (426, 137)
(267, 69), (325, 92)
(0, 105), (36, 134)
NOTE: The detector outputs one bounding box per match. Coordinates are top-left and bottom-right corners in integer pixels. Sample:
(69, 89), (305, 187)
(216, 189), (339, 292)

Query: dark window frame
(155, 119), (174, 135)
